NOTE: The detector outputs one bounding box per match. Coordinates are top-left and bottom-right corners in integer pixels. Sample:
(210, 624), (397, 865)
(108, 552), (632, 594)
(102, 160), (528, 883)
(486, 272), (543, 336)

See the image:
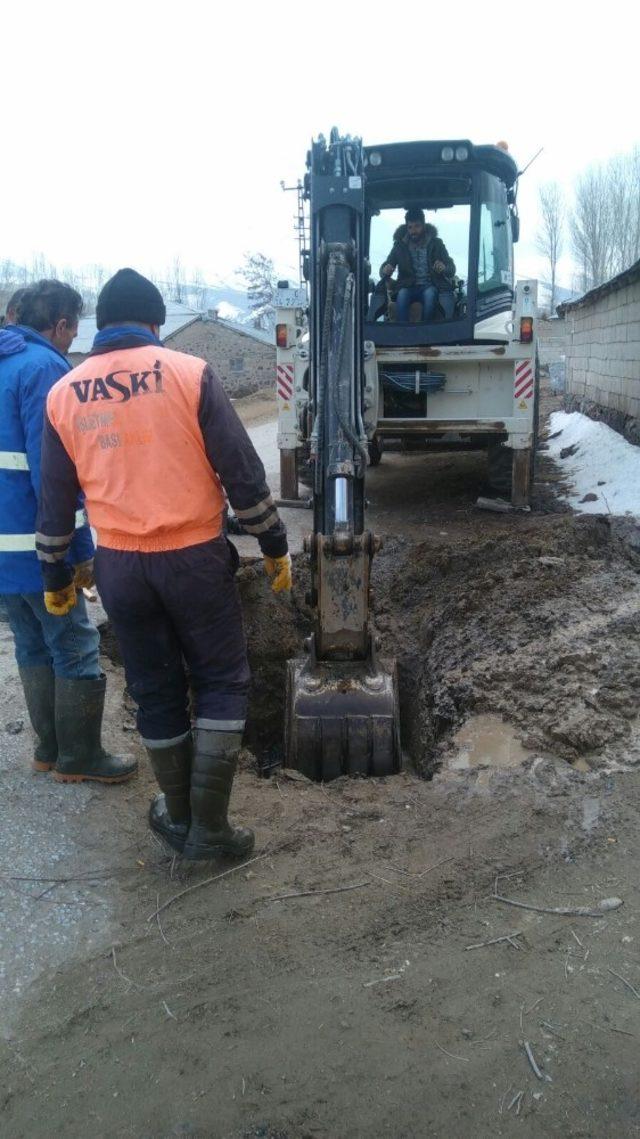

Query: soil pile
(373, 514), (640, 771)
(233, 512), (640, 777)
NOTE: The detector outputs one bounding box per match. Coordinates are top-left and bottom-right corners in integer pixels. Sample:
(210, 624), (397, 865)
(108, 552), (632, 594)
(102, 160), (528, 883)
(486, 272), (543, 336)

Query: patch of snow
(546, 411), (640, 518)
(214, 300), (242, 321)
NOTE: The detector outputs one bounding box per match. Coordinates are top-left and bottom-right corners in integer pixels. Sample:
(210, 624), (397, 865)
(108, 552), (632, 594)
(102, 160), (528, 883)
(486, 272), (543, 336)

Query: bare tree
(189, 268), (208, 311)
(237, 252), (277, 330)
(569, 146), (640, 291)
(0, 260), (15, 290)
(607, 147), (640, 275)
(167, 256), (185, 304)
(570, 166), (613, 290)
(535, 182), (564, 311)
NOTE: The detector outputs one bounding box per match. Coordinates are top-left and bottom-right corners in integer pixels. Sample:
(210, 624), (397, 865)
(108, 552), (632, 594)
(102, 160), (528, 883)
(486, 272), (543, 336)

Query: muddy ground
(2, 384), (640, 1138)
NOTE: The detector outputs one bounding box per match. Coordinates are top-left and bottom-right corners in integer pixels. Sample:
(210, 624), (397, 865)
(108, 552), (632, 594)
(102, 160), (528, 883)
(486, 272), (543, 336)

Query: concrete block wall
(563, 274), (640, 444)
(536, 317), (569, 366)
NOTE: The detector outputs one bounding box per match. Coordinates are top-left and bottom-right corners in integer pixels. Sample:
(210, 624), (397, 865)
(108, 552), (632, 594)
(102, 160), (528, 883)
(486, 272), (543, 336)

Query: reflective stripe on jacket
(0, 325), (94, 594)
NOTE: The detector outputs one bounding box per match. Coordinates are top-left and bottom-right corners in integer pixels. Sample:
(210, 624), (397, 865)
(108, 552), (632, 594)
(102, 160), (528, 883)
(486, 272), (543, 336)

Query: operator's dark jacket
(381, 225), (456, 291)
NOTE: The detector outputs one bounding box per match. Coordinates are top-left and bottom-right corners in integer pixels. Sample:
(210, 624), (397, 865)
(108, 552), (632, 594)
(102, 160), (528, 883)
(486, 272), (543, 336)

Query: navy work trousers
(94, 537), (250, 744)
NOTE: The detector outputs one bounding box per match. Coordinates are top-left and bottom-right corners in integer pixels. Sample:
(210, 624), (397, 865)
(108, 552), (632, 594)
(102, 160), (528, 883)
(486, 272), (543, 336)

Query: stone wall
(66, 319), (276, 399)
(165, 319), (275, 398)
(560, 266), (640, 445)
(536, 316), (568, 366)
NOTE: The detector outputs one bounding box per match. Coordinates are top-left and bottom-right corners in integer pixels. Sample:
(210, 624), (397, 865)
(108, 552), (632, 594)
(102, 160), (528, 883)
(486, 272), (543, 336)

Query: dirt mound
(370, 514), (640, 772)
(237, 512), (640, 776)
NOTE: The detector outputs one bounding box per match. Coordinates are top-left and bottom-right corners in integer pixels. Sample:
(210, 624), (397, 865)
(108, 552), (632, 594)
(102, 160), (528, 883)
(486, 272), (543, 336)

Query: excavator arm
(284, 129), (401, 780)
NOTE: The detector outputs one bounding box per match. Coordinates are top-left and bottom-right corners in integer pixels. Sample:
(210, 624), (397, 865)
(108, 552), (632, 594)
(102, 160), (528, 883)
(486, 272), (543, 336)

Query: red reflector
(276, 323), (288, 348)
(520, 316), (534, 343)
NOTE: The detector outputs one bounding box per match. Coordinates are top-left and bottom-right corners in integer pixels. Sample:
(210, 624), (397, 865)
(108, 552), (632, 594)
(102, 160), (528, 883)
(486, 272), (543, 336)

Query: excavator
(279, 130), (537, 781)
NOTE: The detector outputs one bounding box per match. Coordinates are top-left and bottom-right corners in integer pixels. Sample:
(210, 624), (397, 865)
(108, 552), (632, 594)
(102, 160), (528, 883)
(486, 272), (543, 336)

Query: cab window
(477, 173), (513, 293)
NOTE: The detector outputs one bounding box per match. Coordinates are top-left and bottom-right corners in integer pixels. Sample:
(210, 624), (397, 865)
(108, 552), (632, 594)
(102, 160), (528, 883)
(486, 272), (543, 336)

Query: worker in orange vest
(37, 268), (291, 861)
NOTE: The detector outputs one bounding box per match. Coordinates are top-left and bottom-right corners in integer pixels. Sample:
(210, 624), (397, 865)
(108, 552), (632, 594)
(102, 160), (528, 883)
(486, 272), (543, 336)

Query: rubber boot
(145, 734), (192, 853)
(182, 729), (254, 861)
(54, 674), (137, 783)
(18, 665), (57, 772)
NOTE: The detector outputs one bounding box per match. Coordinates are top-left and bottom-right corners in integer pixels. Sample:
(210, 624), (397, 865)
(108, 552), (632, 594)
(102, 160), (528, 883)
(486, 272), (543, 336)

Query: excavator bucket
(284, 651), (401, 781)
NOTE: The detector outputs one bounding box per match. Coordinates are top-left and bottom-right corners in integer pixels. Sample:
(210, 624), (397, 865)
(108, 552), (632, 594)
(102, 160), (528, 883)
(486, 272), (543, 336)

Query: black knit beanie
(96, 268), (166, 330)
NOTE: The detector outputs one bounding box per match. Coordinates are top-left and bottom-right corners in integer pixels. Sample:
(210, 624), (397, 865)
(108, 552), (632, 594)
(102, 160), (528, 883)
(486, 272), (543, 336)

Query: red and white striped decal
(277, 363), (294, 401)
(514, 359), (534, 401)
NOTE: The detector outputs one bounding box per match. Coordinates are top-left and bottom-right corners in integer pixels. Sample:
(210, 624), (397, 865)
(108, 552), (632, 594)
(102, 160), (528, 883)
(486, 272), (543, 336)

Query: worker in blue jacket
(0, 280), (135, 783)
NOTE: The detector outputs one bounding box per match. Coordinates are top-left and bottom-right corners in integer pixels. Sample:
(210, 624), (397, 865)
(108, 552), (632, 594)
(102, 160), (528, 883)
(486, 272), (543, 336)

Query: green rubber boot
(145, 734), (192, 853)
(182, 729), (254, 861)
(18, 665), (58, 772)
(54, 674), (137, 783)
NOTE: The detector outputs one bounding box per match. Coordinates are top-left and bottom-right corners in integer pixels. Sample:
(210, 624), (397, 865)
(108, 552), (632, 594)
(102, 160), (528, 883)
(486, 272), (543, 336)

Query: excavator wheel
(284, 655), (401, 781)
(368, 436), (383, 467)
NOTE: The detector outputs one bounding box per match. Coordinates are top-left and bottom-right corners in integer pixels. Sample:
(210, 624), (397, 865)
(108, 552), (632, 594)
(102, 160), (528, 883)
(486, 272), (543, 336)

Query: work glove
(73, 559), (95, 589)
(44, 583), (77, 617)
(264, 554), (292, 594)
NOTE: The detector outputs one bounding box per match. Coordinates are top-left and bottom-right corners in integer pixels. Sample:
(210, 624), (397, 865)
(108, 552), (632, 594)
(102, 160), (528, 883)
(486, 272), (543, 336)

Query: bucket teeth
(284, 657), (401, 781)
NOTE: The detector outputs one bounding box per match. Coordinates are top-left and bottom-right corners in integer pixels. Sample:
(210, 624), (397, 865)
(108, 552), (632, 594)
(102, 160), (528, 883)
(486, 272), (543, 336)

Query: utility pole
(280, 179), (308, 290)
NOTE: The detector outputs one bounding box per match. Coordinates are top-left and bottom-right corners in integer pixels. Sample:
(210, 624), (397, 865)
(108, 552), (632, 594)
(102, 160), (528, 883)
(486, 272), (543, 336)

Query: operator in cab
(380, 207), (456, 323)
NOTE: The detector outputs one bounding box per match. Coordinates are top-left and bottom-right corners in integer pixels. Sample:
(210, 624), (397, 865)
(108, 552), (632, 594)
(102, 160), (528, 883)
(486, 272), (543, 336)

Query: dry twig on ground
(434, 1041), (469, 1063)
(111, 946), (147, 991)
(150, 855), (267, 919)
(465, 931), (524, 951)
(608, 968), (640, 1000)
(266, 881), (370, 903)
(492, 893), (623, 918)
(523, 1040), (546, 1081)
(148, 849), (277, 921)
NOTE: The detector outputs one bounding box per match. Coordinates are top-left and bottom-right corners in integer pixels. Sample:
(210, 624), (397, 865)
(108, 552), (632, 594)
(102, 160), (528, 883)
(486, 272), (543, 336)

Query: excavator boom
(284, 129), (401, 780)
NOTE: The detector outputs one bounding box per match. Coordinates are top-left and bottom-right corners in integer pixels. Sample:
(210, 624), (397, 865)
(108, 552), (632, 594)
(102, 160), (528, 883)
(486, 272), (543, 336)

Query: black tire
(368, 436), (383, 467)
(487, 444), (513, 495)
(297, 444), (313, 488)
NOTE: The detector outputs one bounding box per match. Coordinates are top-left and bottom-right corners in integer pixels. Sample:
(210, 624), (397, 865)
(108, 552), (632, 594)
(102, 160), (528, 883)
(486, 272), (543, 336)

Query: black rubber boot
(18, 665), (57, 772)
(145, 735), (192, 853)
(54, 674), (137, 783)
(182, 729), (254, 861)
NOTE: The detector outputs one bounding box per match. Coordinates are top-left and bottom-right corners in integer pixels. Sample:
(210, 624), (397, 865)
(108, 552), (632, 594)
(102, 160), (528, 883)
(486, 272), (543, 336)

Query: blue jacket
(0, 324), (94, 594)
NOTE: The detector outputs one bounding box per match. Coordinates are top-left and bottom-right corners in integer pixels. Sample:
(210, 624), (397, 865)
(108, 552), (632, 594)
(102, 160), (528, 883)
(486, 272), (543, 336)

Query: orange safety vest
(46, 344), (226, 552)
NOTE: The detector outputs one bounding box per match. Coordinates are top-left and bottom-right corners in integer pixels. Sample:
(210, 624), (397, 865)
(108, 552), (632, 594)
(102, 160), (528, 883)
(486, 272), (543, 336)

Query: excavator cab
(363, 139), (518, 345)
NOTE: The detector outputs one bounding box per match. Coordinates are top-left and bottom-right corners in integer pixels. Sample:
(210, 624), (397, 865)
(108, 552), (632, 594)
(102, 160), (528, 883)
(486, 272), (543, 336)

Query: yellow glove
(44, 583), (77, 616)
(264, 554), (292, 594)
(73, 559), (95, 589)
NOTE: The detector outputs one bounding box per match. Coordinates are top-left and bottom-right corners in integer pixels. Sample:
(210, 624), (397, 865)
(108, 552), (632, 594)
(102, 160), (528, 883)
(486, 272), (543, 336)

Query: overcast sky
(3, 0), (637, 291)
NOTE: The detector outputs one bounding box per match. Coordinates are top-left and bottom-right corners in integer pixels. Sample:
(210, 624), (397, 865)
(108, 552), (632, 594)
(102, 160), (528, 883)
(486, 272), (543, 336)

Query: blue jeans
(1, 591), (101, 678)
(396, 285), (456, 322)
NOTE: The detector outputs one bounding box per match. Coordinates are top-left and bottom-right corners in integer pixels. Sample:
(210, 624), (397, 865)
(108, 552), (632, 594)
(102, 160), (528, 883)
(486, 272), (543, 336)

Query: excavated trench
(240, 513), (640, 776)
(100, 514), (640, 777)
(375, 514), (640, 774)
